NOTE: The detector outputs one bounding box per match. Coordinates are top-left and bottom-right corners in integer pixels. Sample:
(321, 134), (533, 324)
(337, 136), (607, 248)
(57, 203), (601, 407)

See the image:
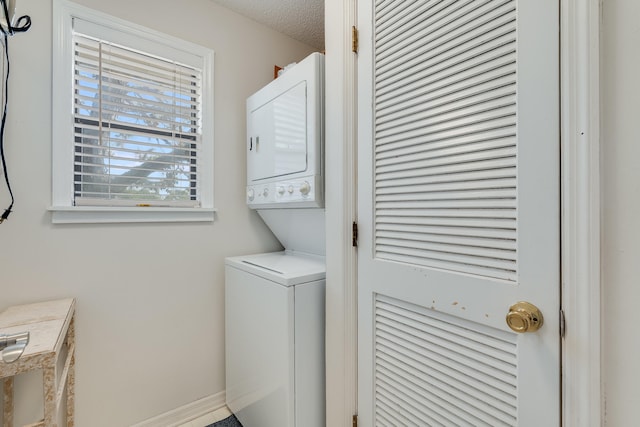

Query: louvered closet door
(357, 0), (560, 426)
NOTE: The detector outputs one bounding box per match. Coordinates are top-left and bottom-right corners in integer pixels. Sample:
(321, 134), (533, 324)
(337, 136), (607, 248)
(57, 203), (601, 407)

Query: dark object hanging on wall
(0, 0), (31, 224)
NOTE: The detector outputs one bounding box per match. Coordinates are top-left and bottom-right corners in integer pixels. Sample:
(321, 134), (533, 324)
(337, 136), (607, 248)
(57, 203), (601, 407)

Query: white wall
(0, 0), (313, 425)
(602, 0), (640, 424)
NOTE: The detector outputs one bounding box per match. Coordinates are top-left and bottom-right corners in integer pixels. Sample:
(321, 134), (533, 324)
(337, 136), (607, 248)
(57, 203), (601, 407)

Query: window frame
(51, 0), (215, 224)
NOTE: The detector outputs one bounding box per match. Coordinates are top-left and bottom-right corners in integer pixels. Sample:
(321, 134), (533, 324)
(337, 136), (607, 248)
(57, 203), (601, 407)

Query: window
(51, 0), (214, 223)
(73, 35), (201, 207)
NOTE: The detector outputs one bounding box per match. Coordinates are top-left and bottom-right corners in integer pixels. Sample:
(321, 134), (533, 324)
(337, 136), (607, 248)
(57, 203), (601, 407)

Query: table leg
(65, 315), (75, 427)
(2, 377), (13, 427)
(43, 367), (57, 427)
(66, 355), (75, 427)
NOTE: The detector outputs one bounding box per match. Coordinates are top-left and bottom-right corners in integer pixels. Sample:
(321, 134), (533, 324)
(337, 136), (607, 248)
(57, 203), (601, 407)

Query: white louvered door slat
(358, 0), (560, 425)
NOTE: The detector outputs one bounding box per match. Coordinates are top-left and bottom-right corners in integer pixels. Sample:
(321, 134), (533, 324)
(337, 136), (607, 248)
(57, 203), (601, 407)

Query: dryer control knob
(277, 186), (285, 195)
(299, 181), (311, 195)
(263, 187), (269, 197)
(247, 188), (255, 201)
(288, 185), (294, 194)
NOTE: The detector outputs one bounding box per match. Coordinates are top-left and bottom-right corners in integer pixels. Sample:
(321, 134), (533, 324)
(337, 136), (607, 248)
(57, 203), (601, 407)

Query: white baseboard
(131, 391), (226, 427)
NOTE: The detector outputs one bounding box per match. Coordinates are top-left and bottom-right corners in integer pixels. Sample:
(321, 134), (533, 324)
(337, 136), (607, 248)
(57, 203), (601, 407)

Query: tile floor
(178, 406), (232, 427)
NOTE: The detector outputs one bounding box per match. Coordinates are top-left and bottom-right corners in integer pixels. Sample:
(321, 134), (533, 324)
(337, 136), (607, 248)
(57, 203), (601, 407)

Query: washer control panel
(247, 175), (323, 208)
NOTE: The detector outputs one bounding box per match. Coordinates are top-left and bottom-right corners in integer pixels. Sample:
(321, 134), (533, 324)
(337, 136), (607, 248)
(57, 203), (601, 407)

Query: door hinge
(560, 308), (566, 339)
(352, 26), (359, 54)
(353, 414), (358, 427)
(352, 221), (358, 247)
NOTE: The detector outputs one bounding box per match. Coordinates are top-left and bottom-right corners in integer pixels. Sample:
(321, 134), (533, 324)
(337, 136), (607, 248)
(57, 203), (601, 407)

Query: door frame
(323, 0), (603, 425)
(559, 0), (603, 425)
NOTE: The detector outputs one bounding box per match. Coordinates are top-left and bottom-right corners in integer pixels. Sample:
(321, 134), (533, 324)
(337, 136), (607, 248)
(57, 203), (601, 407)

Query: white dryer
(225, 52), (326, 427)
(225, 251), (325, 427)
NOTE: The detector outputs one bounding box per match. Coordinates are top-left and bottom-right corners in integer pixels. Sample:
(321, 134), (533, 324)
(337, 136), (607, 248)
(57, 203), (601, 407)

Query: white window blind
(73, 33), (203, 207)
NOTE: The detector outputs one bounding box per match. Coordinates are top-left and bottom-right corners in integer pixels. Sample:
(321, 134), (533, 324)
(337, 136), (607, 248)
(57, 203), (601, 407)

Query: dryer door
(247, 81), (308, 183)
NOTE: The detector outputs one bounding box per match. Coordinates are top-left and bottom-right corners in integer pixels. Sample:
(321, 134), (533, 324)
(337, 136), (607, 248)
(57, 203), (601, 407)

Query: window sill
(48, 206), (216, 224)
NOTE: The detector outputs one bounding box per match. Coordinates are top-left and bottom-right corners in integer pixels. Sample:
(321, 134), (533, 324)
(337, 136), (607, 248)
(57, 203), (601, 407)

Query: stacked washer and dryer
(225, 53), (326, 427)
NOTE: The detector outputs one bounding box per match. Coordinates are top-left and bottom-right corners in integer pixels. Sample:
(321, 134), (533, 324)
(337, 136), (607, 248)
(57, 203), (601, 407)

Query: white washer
(225, 251), (325, 427)
(226, 52), (326, 427)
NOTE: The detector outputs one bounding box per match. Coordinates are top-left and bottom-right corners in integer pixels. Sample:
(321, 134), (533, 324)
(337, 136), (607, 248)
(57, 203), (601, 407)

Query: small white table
(0, 299), (76, 427)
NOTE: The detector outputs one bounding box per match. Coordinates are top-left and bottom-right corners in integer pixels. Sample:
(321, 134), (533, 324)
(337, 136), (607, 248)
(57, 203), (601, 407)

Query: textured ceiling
(211, 0), (324, 50)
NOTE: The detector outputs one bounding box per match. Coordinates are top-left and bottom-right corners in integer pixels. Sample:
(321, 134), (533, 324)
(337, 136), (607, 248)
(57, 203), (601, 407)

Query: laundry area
(0, 0), (638, 426)
(0, 0), (323, 425)
(225, 52), (326, 427)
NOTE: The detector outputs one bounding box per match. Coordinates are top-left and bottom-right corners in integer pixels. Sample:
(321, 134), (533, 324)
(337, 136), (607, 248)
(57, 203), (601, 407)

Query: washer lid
(225, 251), (326, 286)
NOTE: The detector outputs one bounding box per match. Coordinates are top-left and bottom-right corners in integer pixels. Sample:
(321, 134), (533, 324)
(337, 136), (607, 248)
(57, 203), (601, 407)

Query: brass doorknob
(506, 302), (543, 333)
